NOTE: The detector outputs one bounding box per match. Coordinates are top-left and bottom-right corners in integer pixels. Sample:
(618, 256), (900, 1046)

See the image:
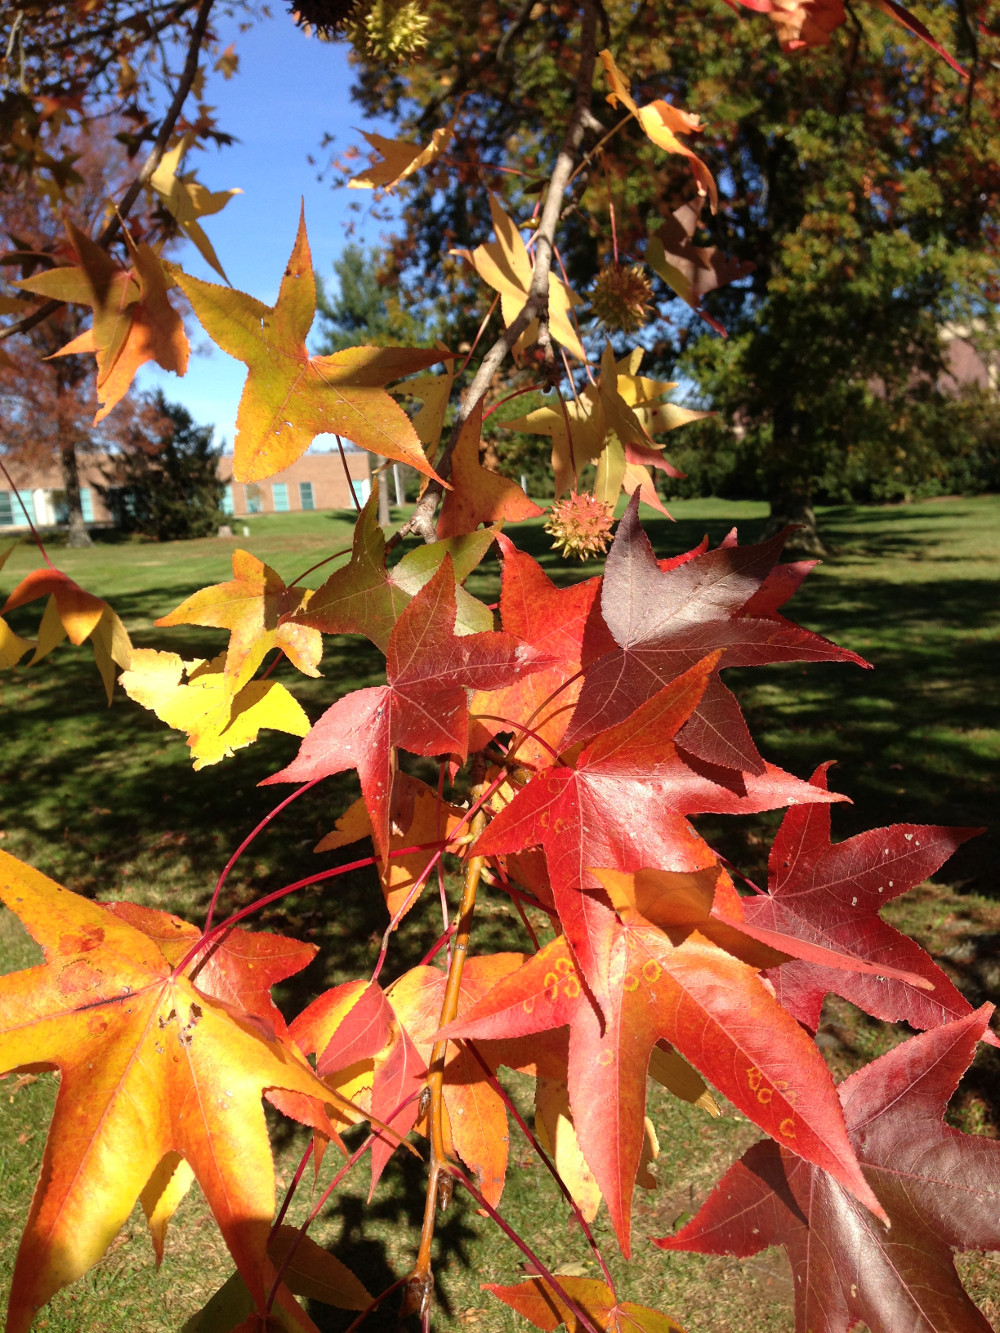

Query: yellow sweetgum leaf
(453, 195), (585, 362)
(119, 649), (310, 769)
(504, 346), (702, 497)
(173, 206), (446, 484)
(155, 548), (323, 692)
(149, 133), (243, 282)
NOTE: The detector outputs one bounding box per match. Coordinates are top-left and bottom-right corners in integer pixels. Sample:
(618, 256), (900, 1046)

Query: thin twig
(395, 0), (601, 544)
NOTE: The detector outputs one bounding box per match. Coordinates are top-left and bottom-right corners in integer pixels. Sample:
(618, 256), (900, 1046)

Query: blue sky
(137, 13), (400, 450)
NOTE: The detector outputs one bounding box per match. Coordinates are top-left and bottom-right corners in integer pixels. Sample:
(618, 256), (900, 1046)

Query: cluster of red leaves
(3, 488), (994, 1333)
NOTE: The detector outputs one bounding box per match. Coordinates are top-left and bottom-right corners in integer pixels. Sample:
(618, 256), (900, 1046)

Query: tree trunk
(60, 441), (93, 548)
(763, 488), (828, 557)
(375, 456), (391, 526)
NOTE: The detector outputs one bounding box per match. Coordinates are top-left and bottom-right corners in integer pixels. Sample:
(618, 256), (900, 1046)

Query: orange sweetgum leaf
(0, 854), (361, 1332)
(441, 924), (885, 1254)
(315, 772), (469, 923)
(485, 1275), (687, 1332)
(437, 399), (544, 538)
(172, 206), (445, 484)
(156, 549), (323, 692)
(600, 50), (717, 212)
(1, 565), (132, 702)
(348, 108), (461, 192)
(16, 223), (188, 422)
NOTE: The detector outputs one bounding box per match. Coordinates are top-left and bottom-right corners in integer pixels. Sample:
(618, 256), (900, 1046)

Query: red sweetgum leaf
(440, 927), (885, 1253)
(0, 853), (359, 1332)
(486, 1275), (686, 1331)
(290, 978), (423, 1193)
(467, 532), (616, 767)
(476, 654), (844, 1008)
(156, 549), (322, 692)
(658, 1006), (999, 1333)
(264, 556), (550, 860)
(437, 399), (544, 538)
(173, 206), (445, 484)
(744, 764), (991, 1039)
(563, 493), (868, 771)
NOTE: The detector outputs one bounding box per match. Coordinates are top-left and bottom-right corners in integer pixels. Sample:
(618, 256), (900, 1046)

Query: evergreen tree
(102, 393), (224, 541)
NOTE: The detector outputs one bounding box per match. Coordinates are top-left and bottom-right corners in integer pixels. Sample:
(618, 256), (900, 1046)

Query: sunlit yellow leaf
(119, 649), (310, 769)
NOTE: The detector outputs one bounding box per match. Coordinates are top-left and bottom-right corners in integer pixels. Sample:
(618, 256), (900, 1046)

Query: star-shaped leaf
(156, 548), (322, 692)
(348, 109), (460, 192)
(477, 654), (842, 1006)
(437, 399), (544, 537)
(2, 565), (132, 702)
(563, 493), (868, 771)
(504, 348), (702, 496)
(119, 649), (310, 770)
(265, 556), (550, 859)
(646, 197), (755, 336)
(658, 1007), (999, 1333)
(0, 854), (358, 1332)
(173, 207), (445, 483)
(17, 223), (188, 422)
(288, 482), (495, 651)
(744, 764), (989, 1038)
(441, 917), (884, 1252)
(454, 195), (585, 363)
(149, 133), (242, 282)
(600, 50), (717, 211)
(486, 1275), (686, 1332)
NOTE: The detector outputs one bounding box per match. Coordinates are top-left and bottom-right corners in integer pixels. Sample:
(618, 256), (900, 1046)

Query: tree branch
(394, 0), (600, 545)
(0, 0), (215, 345)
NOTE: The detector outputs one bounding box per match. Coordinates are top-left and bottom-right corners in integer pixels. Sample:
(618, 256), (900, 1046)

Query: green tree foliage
(340, 2), (1000, 546)
(101, 393), (224, 541)
(314, 241), (430, 351)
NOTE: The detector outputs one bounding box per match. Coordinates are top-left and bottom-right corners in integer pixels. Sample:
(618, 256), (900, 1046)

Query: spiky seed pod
(591, 262), (654, 334)
(288, 0), (361, 38)
(544, 492), (616, 561)
(346, 0), (431, 60)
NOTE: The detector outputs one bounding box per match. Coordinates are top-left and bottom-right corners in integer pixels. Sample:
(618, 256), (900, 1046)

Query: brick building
(0, 448), (371, 531)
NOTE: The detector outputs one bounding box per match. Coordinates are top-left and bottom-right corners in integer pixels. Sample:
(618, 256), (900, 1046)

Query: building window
(221, 484), (234, 515)
(4, 490), (36, 525)
(299, 481), (314, 511)
(80, 489), (94, 523)
(245, 484), (262, 514)
(350, 478), (371, 507)
(272, 482), (289, 513)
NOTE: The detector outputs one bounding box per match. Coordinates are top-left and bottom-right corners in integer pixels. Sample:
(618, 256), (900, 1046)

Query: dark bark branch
(394, 0), (600, 545)
(0, 0), (215, 345)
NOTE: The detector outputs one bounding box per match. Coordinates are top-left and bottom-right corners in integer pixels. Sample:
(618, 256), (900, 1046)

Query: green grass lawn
(1, 494), (998, 1331)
